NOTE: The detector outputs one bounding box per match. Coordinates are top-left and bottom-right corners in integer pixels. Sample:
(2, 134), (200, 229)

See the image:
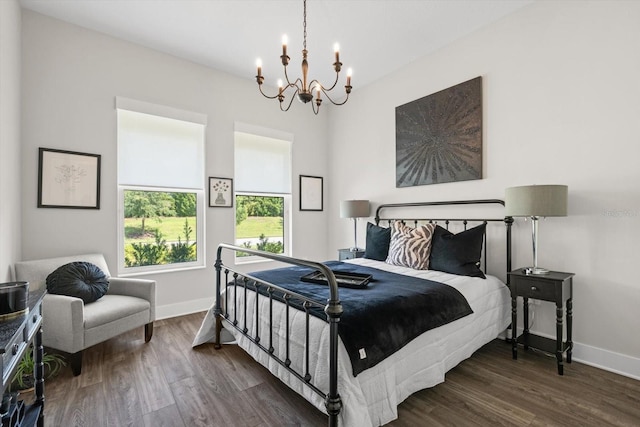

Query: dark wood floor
(41, 312), (640, 426)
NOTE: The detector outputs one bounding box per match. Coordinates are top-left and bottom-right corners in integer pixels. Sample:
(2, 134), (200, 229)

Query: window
(234, 124), (292, 261)
(116, 97), (206, 274)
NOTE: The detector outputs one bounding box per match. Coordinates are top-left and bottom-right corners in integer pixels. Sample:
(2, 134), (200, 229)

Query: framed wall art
(38, 147), (101, 209)
(395, 76), (482, 187)
(299, 175), (323, 211)
(209, 177), (233, 207)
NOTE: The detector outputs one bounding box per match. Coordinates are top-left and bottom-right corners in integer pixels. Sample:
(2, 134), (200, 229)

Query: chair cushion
(14, 254), (111, 292)
(46, 262), (109, 304)
(83, 295), (151, 329)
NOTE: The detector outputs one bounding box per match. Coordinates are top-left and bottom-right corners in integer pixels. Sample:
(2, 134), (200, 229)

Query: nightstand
(338, 248), (365, 261)
(508, 268), (574, 375)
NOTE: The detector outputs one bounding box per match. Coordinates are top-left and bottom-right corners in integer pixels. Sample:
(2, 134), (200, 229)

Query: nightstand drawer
(515, 278), (555, 301)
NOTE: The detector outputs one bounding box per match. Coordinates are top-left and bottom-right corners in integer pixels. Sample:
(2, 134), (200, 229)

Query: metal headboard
(374, 199), (513, 278)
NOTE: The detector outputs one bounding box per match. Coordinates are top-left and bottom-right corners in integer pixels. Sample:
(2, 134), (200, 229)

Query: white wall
(0, 0), (22, 281)
(328, 1), (640, 378)
(20, 10), (330, 318)
(18, 1), (640, 379)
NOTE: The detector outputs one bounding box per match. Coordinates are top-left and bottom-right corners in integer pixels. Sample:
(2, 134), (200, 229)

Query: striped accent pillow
(385, 221), (436, 270)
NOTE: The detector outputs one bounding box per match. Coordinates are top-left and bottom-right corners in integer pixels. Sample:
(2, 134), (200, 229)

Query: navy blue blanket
(248, 261), (473, 376)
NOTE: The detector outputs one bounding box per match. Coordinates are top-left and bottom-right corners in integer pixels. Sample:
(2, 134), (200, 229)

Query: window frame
(233, 123), (293, 265)
(116, 97), (207, 276)
(234, 192), (292, 264)
(118, 185), (205, 275)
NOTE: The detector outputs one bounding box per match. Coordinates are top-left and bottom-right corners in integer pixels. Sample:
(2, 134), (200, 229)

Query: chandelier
(255, 0), (352, 115)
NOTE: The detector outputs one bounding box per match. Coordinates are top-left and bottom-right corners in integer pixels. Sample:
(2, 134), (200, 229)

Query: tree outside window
(124, 190), (197, 267)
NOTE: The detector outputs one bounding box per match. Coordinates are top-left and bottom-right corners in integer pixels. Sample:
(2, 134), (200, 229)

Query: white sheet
(193, 258), (511, 426)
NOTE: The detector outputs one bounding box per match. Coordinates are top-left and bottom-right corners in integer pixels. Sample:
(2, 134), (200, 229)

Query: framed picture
(396, 76), (482, 187)
(209, 177), (233, 207)
(38, 147), (101, 209)
(299, 175), (323, 211)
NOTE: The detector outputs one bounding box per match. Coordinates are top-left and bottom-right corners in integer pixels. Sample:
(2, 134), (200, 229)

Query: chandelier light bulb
(256, 58), (263, 79)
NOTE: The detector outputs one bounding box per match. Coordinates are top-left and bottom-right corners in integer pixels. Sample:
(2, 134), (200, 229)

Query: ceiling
(19, 0), (534, 90)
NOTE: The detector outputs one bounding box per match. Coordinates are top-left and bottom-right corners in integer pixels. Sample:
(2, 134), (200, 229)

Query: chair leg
(70, 351), (83, 376)
(145, 322), (153, 342)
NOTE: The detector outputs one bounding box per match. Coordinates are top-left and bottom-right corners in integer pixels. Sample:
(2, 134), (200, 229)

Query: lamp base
(349, 247), (362, 252)
(524, 266), (550, 275)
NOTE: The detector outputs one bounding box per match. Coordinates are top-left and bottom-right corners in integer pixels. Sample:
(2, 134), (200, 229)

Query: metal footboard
(213, 243), (343, 427)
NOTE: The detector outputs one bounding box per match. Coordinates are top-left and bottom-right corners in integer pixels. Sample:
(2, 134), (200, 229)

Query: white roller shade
(235, 131), (292, 194)
(117, 109), (204, 189)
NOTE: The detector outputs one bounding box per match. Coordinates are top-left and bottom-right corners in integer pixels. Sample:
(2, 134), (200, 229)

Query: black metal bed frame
(213, 199), (513, 427)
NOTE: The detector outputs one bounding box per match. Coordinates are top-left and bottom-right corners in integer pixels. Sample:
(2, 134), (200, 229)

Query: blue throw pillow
(364, 222), (391, 261)
(429, 223), (486, 279)
(46, 261), (109, 303)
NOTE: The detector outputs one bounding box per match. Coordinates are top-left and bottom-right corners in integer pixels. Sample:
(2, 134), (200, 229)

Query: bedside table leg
(567, 297), (573, 363)
(511, 296), (517, 359)
(523, 297), (529, 350)
(556, 302), (564, 375)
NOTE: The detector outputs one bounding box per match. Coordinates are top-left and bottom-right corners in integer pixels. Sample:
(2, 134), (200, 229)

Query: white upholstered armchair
(13, 253), (155, 376)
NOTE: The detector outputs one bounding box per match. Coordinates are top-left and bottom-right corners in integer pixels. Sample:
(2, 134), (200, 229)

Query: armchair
(13, 253), (155, 376)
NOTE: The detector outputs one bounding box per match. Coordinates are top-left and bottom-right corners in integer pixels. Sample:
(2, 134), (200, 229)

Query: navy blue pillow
(46, 261), (109, 303)
(364, 222), (391, 261)
(429, 223), (486, 279)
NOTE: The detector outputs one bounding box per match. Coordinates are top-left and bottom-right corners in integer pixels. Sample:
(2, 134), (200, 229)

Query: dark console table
(0, 290), (45, 427)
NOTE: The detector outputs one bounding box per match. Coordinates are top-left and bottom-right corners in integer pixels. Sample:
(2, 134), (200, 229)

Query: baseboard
(156, 297), (213, 320)
(511, 327), (640, 381)
(572, 342), (640, 381)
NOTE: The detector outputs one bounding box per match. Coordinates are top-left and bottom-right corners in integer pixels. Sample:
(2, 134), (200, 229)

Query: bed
(193, 200), (514, 426)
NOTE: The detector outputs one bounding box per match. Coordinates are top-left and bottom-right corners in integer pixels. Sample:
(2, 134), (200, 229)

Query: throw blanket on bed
(247, 261), (473, 376)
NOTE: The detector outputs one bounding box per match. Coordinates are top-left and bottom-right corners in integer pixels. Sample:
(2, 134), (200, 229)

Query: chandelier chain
(303, 0), (307, 50)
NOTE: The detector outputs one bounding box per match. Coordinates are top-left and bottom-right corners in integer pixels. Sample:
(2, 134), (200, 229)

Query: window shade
(117, 109), (204, 189)
(235, 131), (292, 194)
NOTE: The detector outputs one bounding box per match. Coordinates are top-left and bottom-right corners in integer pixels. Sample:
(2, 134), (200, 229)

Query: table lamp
(505, 185), (568, 275)
(340, 200), (370, 251)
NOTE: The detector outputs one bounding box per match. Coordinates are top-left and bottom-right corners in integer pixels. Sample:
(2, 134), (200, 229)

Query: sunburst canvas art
(395, 76), (482, 187)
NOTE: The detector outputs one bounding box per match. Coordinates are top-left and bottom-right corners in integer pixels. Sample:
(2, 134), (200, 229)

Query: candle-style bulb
(277, 79), (283, 90)
(334, 43), (340, 63)
(256, 58), (262, 78)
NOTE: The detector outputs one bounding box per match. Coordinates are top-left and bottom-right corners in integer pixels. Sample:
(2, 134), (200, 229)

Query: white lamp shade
(340, 200), (370, 218)
(505, 185), (568, 217)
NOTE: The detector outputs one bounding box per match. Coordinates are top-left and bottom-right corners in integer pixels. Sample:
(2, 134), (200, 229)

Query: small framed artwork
(38, 147), (101, 209)
(300, 175), (323, 211)
(209, 177), (233, 207)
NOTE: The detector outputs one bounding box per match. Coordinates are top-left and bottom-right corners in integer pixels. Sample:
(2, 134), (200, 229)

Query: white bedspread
(193, 258), (511, 426)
